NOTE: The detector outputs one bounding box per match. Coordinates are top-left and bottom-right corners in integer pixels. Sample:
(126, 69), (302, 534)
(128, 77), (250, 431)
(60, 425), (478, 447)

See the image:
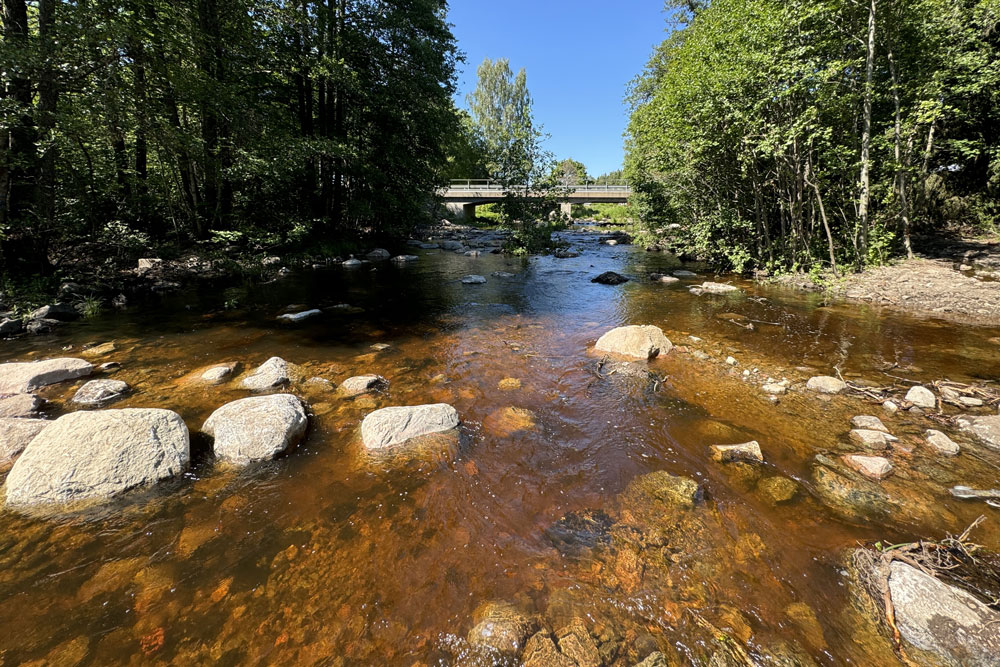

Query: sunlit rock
(806, 375), (846, 394)
(756, 476), (798, 505)
(848, 429), (892, 451)
(925, 429), (960, 456)
(338, 374), (388, 398)
(4, 409), (189, 507)
(0, 393), (43, 418)
(277, 309), (322, 323)
(0, 417), (48, 465)
(240, 357), (290, 391)
(850, 415), (888, 433)
(71, 379), (129, 405)
(81, 341), (116, 358)
(203, 394), (308, 464)
(843, 454), (893, 480)
(201, 362), (239, 385)
(360, 403), (459, 450)
(888, 561), (1000, 664)
(0, 357), (93, 394)
(699, 281), (741, 293)
(594, 325), (672, 360)
(905, 385), (936, 409)
(956, 414), (1000, 450)
(620, 470), (703, 513)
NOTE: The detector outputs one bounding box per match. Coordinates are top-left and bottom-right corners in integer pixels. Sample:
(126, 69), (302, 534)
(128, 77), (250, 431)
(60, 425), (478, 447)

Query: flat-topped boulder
(905, 385), (936, 409)
(4, 409), (189, 507)
(360, 403), (459, 450)
(594, 325), (672, 360)
(888, 561), (1000, 665)
(710, 441), (763, 463)
(699, 281), (741, 293)
(850, 415), (888, 433)
(956, 414), (1000, 450)
(806, 375), (846, 394)
(338, 375), (388, 398)
(71, 379), (129, 405)
(240, 357), (290, 391)
(0, 358), (93, 394)
(925, 429), (960, 456)
(203, 394), (308, 464)
(843, 454), (893, 480)
(0, 417), (48, 464)
(849, 429), (893, 450)
(461, 275), (487, 284)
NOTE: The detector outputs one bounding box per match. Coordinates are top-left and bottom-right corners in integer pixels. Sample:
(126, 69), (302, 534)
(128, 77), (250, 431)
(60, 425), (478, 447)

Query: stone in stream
(887, 561), (1000, 665)
(761, 383), (787, 395)
(848, 429), (893, 451)
(850, 415), (889, 433)
(673, 270), (698, 277)
(0, 417), (49, 465)
(811, 456), (894, 520)
(201, 362), (239, 384)
(925, 429), (960, 456)
(650, 273), (679, 284)
(757, 476), (799, 505)
(905, 385), (936, 409)
(461, 275), (487, 284)
(366, 248), (390, 260)
(440, 240), (464, 251)
(555, 618), (602, 667)
(360, 403), (459, 450)
(545, 510), (613, 557)
(594, 325), (672, 360)
(522, 631), (575, 667)
(0, 357), (93, 394)
(391, 255), (418, 263)
(806, 375), (846, 394)
(4, 409), (189, 507)
(240, 357), (290, 391)
(342, 258), (362, 268)
(71, 379), (130, 405)
(492, 271), (515, 279)
(0, 317), (24, 335)
(591, 271), (629, 285)
(467, 600), (537, 656)
(203, 394), (308, 464)
(883, 400), (900, 415)
(956, 414), (1000, 450)
(699, 281), (741, 294)
(338, 375), (388, 398)
(277, 309), (322, 323)
(81, 341), (116, 358)
(0, 393), (44, 418)
(710, 441), (763, 464)
(29, 303), (80, 321)
(842, 454), (893, 480)
(620, 470), (703, 512)
(635, 653), (669, 667)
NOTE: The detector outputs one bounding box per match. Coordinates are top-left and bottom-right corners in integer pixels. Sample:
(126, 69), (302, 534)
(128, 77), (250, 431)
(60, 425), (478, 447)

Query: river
(1, 227), (999, 665)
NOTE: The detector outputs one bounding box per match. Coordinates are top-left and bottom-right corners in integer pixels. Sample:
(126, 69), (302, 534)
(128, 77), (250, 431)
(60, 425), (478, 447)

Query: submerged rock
(81, 341), (116, 358)
(594, 325), (673, 360)
(591, 271), (629, 285)
(925, 429), (960, 456)
(905, 385), (937, 409)
(806, 375), (846, 394)
(757, 476), (799, 505)
(811, 457), (893, 520)
(673, 270), (698, 277)
(360, 403), (459, 450)
(848, 429), (892, 451)
(851, 415), (889, 433)
(240, 357), (290, 391)
(71, 379), (129, 405)
(546, 509), (613, 556)
(0, 357), (93, 394)
(523, 631), (575, 667)
(956, 414), (1000, 450)
(699, 282), (741, 293)
(203, 394), (308, 464)
(277, 309), (322, 323)
(710, 441), (763, 464)
(4, 409), (189, 507)
(338, 374), (388, 398)
(0, 417), (48, 464)
(200, 362), (239, 384)
(888, 561), (1000, 665)
(461, 275), (487, 284)
(467, 601), (536, 656)
(621, 470), (703, 512)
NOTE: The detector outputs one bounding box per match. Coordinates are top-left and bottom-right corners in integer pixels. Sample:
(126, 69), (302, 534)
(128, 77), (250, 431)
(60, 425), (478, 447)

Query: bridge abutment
(446, 202), (478, 220)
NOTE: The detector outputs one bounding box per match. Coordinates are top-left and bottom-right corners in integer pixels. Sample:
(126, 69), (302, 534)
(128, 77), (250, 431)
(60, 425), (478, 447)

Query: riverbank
(769, 235), (1000, 325)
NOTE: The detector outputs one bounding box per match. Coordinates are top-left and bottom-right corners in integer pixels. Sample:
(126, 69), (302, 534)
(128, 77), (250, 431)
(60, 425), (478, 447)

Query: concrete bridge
(441, 180), (631, 220)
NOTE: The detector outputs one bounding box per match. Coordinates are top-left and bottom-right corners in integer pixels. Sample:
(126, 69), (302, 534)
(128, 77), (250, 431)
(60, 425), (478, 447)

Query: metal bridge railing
(446, 179), (631, 193)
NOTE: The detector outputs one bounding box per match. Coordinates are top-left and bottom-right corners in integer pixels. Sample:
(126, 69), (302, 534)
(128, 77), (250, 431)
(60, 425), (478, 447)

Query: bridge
(440, 180), (631, 220)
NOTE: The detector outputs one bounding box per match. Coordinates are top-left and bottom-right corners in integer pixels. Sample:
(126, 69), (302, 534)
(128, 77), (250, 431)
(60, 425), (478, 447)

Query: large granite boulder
(202, 394), (308, 464)
(360, 403), (459, 450)
(0, 417), (48, 464)
(888, 561), (1000, 665)
(0, 393), (43, 418)
(4, 409), (189, 507)
(240, 357), (290, 391)
(0, 358), (93, 394)
(594, 325), (672, 360)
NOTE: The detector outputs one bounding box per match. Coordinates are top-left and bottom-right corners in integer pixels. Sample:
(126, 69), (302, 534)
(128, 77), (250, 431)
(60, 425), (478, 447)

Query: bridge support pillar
(559, 202), (573, 218)
(445, 202), (478, 220)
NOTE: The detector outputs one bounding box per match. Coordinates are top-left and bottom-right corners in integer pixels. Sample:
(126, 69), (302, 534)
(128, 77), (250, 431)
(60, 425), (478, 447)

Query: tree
(549, 158), (590, 186)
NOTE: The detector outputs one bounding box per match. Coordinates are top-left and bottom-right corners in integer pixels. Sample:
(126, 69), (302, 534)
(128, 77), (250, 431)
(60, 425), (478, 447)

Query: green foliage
(547, 158), (590, 186)
(572, 203), (632, 224)
(626, 0), (1000, 273)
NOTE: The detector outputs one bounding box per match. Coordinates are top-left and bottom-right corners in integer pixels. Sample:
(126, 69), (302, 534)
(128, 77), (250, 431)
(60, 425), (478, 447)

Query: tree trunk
(857, 0), (876, 264)
(887, 45), (913, 259)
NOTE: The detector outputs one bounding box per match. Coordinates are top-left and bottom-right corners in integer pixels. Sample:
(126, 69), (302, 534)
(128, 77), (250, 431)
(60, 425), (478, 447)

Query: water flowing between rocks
(2, 229), (999, 665)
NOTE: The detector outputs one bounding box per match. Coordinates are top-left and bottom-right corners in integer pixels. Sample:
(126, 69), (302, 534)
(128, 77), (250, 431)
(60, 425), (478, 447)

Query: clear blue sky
(447, 1), (672, 178)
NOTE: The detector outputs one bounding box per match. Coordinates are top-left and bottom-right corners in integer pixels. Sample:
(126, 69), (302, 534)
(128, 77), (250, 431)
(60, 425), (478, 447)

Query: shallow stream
(1, 230), (999, 665)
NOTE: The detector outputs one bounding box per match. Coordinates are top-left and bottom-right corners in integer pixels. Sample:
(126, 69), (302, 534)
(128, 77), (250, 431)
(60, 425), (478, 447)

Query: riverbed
(1, 228), (999, 665)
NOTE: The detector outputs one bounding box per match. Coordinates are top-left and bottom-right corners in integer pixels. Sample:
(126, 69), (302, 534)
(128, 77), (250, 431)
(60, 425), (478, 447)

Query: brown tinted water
(1, 231), (999, 665)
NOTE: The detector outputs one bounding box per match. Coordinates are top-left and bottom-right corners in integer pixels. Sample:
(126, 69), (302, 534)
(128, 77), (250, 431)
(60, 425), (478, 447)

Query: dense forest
(0, 0), (459, 279)
(626, 0), (1000, 274)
